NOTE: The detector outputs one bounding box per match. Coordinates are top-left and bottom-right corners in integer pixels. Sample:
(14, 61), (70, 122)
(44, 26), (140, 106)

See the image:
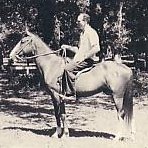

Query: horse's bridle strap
(17, 47), (64, 61)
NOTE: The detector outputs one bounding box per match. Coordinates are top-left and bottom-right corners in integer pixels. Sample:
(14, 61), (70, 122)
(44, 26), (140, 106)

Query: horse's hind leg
(113, 94), (131, 140)
(113, 78), (134, 141)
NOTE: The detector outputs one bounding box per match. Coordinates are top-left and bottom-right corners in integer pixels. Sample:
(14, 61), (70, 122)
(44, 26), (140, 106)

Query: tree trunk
(145, 52), (148, 71)
(133, 52), (139, 70)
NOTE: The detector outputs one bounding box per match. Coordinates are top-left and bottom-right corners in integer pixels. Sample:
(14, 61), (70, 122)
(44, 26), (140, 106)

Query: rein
(21, 48), (64, 60)
(16, 43), (64, 61)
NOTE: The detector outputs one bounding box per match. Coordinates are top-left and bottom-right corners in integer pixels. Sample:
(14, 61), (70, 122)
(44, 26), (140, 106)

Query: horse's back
(86, 61), (132, 78)
(101, 61), (132, 75)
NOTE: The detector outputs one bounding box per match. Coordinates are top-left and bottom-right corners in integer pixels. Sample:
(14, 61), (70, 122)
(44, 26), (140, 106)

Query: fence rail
(3, 58), (37, 74)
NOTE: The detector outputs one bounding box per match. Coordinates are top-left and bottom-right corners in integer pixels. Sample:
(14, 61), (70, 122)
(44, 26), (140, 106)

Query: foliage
(0, 0), (147, 58)
(54, 0), (91, 47)
(10, 72), (41, 91)
(103, 2), (131, 57)
(126, 0), (148, 54)
(0, 0), (55, 57)
(54, 1), (79, 47)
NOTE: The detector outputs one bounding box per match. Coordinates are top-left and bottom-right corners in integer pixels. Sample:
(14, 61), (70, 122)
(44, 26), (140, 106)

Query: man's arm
(84, 44), (100, 59)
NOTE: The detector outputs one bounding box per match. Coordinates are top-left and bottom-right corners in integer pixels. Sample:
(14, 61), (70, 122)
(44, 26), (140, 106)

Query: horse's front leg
(51, 92), (62, 138)
(60, 99), (69, 137)
(50, 90), (69, 138)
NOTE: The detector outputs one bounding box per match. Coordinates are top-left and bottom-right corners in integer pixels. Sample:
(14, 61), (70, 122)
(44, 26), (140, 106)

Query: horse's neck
(33, 40), (64, 71)
(34, 39), (51, 55)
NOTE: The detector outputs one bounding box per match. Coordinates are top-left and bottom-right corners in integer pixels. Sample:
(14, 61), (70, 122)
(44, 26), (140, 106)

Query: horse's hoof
(51, 127), (63, 138)
(114, 136), (134, 142)
(51, 133), (62, 138)
(62, 134), (69, 138)
(62, 130), (70, 138)
(51, 132), (58, 138)
(66, 131), (69, 136)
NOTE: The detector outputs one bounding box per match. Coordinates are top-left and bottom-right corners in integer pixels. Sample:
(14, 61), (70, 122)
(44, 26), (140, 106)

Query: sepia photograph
(0, 0), (148, 147)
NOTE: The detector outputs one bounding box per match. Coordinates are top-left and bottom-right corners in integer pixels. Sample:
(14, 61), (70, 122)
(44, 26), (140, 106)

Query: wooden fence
(3, 58), (37, 75)
(2, 56), (146, 74)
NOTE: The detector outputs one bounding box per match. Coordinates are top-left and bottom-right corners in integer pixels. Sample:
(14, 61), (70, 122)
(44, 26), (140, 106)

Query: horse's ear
(25, 23), (32, 36)
(25, 27), (32, 37)
(25, 26), (29, 35)
(25, 26), (29, 33)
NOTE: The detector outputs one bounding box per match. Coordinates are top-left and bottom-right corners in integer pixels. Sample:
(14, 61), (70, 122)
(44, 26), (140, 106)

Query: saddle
(61, 66), (94, 96)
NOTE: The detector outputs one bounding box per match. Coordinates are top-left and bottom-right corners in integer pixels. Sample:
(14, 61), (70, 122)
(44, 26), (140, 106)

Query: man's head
(77, 13), (90, 30)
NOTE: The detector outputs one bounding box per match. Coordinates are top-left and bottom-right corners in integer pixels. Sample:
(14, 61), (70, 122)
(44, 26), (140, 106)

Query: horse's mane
(27, 31), (65, 60)
(28, 31), (52, 51)
(27, 31), (73, 59)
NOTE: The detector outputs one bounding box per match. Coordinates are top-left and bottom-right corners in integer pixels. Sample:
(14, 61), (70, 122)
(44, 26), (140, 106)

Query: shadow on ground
(3, 126), (115, 139)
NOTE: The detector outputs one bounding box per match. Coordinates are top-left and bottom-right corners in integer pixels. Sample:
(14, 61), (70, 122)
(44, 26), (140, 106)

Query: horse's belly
(75, 71), (105, 94)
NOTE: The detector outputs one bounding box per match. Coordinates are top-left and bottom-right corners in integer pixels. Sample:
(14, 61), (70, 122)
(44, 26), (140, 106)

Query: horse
(9, 30), (135, 140)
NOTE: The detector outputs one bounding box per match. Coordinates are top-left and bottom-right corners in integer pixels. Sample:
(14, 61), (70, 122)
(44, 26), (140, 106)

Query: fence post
(146, 52), (148, 71)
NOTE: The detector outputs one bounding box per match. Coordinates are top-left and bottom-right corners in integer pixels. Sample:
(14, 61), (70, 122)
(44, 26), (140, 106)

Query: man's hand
(65, 61), (78, 71)
(61, 45), (78, 54)
(61, 44), (71, 50)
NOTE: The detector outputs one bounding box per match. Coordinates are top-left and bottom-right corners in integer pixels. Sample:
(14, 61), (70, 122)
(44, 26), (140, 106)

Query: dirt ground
(0, 72), (148, 148)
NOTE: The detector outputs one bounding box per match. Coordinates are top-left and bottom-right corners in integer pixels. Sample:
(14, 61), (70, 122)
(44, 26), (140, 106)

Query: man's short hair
(78, 13), (90, 23)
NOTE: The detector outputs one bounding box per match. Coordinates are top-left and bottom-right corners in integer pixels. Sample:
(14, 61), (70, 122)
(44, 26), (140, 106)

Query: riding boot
(62, 70), (76, 96)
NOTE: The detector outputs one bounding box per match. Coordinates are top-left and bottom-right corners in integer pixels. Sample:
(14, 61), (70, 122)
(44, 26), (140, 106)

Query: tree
(126, 0), (148, 70)
(102, 1), (131, 61)
(0, 0), (56, 57)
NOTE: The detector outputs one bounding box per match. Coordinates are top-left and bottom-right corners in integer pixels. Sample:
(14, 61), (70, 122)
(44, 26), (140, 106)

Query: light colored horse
(9, 30), (135, 140)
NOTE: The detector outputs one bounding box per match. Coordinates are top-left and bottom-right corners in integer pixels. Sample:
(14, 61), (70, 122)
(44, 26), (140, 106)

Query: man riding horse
(9, 21), (134, 140)
(61, 13), (101, 95)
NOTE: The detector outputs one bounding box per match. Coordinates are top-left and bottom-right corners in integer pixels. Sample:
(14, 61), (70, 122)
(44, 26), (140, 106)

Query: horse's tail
(123, 74), (134, 130)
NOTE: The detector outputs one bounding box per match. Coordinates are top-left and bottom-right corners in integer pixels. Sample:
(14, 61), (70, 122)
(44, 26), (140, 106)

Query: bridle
(14, 37), (33, 61)
(15, 36), (65, 61)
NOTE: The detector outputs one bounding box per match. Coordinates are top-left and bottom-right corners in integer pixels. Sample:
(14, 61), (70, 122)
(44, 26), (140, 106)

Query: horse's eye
(21, 37), (29, 43)
(21, 40), (25, 43)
